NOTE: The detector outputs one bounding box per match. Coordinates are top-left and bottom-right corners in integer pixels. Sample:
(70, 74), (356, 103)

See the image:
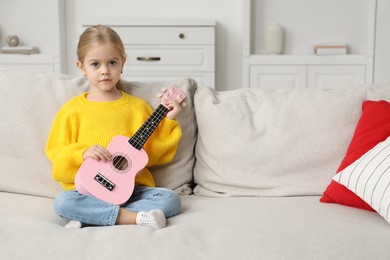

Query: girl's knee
(159, 189), (181, 217)
(170, 193), (181, 216)
(53, 190), (78, 217)
(54, 192), (66, 216)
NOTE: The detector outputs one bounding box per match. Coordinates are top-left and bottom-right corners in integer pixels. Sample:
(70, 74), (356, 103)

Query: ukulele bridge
(94, 173), (115, 191)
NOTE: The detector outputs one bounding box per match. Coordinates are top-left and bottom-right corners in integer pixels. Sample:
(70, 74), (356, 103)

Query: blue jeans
(54, 186), (181, 226)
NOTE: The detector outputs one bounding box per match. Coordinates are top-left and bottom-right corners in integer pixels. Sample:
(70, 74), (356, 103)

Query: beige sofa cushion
(3, 192), (390, 259)
(193, 86), (376, 197)
(0, 71), (196, 198)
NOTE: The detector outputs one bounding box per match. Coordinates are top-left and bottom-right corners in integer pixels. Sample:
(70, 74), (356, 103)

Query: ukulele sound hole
(110, 154), (131, 173)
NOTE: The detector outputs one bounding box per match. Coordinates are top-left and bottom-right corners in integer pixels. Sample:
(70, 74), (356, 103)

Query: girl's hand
(162, 97), (183, 120)
(83, 144), (111, 162)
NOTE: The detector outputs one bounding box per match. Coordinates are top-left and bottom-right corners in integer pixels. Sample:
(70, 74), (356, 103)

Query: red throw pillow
(320, 100), (390, 211)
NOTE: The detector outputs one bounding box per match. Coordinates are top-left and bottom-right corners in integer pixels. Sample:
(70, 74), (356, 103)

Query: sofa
(2, 70), (390, 259)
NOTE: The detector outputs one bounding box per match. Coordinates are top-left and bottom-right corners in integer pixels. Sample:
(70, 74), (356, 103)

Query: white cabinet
(250, 65), (306, 89)
(251, 65), (366, 89)
(243, 0), (377, 89)
(307, 65), (365, 89)
(0, 54), (59, 73)
(83, 20), (216, 88)
(248, 55), (369, 89)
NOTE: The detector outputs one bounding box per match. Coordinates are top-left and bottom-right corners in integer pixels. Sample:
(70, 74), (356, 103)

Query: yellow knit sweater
(46, 91), (182, 190)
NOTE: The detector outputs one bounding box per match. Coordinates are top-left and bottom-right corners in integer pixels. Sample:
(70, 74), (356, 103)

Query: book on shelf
(314, 43), (347, 55)
(1, 46), (39, 54)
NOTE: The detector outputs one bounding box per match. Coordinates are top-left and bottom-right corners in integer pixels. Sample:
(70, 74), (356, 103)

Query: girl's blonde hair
(77, 25), (126, 90)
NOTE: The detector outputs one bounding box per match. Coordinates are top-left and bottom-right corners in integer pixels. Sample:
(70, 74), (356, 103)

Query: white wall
(374, 0), (390, 84)
(0, 0), (61, 56)
(252, 0), (368, 54)
(63, 0), (243, 91)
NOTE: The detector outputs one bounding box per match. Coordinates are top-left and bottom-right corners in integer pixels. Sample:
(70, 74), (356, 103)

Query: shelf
(242, 0), (377, 87)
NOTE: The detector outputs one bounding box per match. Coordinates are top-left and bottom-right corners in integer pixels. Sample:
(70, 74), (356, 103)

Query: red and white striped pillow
(333, 135), (390, 223)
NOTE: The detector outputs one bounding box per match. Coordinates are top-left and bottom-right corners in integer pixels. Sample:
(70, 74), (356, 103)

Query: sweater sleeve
(45, 106), (88, 189)
(144, 115), (183, 167)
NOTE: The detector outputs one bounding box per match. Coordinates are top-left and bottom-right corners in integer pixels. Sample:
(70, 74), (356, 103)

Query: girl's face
(77, 43), (125, 96)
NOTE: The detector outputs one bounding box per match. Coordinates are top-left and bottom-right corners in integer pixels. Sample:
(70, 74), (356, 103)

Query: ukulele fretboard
(128, 104), (169, 150)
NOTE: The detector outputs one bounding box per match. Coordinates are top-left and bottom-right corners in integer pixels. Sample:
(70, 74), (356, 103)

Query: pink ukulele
(75, 87), (186, 205)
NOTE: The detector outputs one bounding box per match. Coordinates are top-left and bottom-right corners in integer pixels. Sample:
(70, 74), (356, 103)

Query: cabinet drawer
(112, 26), (215, 45)
(124, 45), (214, 72)
(308, 65), (365, 88)
(0, 64), (54, 73)
(250, 66), (307, 89)
(0, 54), (56, 73)
(122, 72), (214, 87)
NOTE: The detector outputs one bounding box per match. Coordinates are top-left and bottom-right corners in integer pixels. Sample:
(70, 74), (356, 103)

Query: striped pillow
(333, 135), (390, 223)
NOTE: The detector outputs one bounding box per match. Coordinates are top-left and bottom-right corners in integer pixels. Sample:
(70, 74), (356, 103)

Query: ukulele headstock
(157, 87), (187, 108)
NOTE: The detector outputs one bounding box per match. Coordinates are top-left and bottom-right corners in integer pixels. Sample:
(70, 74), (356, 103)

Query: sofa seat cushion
(2, 192), (390, 259)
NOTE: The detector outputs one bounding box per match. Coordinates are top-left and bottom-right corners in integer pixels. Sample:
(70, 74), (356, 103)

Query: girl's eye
(91, 62), (99, 67)
(109, 60), (117, 65)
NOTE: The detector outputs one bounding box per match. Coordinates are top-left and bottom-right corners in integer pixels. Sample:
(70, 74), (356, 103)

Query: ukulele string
(108, 108), (165, 181)
(107, 104), (168, 183)
(101, 87), (184, 184)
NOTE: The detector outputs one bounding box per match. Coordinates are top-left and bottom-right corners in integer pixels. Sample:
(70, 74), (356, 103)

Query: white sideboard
(249, 55), (367, 89)
(0, 54), (59, 73)
(83, 20), (216, 88)
(243, 0), (376, 89)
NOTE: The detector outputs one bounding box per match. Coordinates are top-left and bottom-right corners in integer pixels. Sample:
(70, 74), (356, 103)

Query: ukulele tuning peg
(161, 87), (167, 92)
(181, 102), (187, 108)
(156, 92), (163, 98)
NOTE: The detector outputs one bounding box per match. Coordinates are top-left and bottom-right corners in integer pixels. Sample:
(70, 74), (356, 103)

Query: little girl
(46, 25), (183, 229)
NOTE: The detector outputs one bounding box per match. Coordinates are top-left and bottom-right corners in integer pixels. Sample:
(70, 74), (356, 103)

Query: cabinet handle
(137, 57), (161, 61)
(179, 33), (185, 39)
